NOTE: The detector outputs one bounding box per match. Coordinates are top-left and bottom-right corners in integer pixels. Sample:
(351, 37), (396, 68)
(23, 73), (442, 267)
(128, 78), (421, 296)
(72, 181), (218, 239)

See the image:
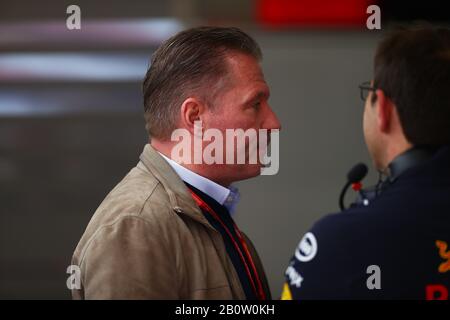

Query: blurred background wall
(0, 0), (448, 299)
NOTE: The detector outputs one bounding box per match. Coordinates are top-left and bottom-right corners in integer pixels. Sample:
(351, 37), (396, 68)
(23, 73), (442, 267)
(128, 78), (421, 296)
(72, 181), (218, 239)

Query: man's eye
(253, 101), (261, 109)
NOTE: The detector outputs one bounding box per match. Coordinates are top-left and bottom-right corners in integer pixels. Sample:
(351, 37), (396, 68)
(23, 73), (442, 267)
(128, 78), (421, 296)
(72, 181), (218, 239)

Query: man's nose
(264, 104), (282, 131)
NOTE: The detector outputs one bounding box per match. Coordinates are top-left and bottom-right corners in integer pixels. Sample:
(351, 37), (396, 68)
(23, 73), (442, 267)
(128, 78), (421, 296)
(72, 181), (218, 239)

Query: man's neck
(153, 145), (241, 214)
(151, 140), (231, 187)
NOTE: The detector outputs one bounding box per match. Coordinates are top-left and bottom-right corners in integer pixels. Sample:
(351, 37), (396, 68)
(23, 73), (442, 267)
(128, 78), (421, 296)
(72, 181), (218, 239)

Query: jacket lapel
(138, 144), (216, 230)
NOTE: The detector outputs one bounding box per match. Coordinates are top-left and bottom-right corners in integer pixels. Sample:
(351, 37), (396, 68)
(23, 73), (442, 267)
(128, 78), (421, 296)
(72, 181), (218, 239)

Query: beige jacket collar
(138, 144), (216, 230)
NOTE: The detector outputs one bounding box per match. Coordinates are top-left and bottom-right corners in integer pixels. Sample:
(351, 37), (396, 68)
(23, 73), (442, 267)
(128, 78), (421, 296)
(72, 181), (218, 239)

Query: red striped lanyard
(188, 189), (266, 300)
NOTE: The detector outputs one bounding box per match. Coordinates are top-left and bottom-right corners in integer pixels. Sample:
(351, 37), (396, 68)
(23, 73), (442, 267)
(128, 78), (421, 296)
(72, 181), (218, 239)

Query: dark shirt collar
(387, 146), (439, 182)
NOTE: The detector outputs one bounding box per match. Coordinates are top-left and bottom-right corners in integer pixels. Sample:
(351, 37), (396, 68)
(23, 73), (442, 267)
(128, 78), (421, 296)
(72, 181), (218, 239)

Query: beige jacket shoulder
(71, 144), (271, 300)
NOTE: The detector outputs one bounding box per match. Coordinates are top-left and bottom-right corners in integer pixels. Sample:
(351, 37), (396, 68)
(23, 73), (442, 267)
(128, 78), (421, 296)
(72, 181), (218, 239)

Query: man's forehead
(225, 52), (265, 80)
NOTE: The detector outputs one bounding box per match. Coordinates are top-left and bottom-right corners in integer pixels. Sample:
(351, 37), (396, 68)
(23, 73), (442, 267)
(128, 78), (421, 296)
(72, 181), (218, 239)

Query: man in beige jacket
(71, 26), (280, 299)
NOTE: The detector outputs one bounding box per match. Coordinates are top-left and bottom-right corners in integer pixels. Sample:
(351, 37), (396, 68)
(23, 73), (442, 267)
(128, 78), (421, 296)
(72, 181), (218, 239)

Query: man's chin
(232, 164), (263, 182)
(210, 163), (263, 185)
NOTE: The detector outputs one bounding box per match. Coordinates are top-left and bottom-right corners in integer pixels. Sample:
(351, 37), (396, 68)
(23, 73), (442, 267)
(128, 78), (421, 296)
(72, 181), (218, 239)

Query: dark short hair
(374, 24), (450, 146)
(143, 26), (262, 139)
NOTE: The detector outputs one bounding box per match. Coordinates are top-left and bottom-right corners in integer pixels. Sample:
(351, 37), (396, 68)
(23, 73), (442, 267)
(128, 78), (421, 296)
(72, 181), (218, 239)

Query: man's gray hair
(143, 26), (262, 140)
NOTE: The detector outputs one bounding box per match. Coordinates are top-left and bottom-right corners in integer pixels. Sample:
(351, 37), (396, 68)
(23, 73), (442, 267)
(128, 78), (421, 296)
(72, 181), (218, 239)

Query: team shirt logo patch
(295, 232), (318, 262)
(436, 240), (450, 273)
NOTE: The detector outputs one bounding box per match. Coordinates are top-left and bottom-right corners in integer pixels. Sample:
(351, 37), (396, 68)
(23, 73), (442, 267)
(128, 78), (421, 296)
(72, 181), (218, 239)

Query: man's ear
(375, 89), (394, 134)
(179, 97), (205, 135)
